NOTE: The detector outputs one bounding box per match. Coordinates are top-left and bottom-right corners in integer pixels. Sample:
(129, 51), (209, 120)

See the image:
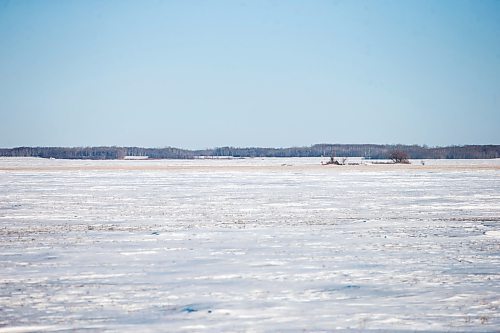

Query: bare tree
(389, 150), (410, 164)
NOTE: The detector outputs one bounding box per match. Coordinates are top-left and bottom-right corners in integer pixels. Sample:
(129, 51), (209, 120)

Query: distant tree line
(195, 144), (500, 159)
(0, 147), (129, 159)
(0, 146), (194, 159)
(0, 144), (499, 160)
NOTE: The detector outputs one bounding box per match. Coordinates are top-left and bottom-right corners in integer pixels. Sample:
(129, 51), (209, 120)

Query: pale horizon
(2, 142), (499, 151)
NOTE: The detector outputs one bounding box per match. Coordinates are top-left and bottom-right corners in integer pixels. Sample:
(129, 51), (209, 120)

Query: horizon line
(2, 143), (500, 150)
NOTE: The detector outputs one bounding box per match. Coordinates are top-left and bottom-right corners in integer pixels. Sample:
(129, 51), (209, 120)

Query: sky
(0, 0), (499, 149)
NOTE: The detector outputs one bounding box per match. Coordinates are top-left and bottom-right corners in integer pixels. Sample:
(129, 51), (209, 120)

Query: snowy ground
(0, 157), (499, 332)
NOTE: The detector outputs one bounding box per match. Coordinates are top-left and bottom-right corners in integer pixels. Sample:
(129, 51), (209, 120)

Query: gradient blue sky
(1, 0), (499, 148)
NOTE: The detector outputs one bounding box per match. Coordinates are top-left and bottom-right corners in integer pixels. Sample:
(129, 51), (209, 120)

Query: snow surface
(0, 157), (499, 332)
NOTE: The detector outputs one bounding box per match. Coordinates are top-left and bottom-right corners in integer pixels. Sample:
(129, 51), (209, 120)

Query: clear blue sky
(1, 0), (499, 148)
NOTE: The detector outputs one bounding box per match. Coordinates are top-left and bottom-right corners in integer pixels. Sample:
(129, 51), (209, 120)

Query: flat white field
(0, 157), (499, 332)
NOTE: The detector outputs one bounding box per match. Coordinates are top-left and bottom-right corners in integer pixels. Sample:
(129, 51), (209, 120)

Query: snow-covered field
(0, 157), (499, 332)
